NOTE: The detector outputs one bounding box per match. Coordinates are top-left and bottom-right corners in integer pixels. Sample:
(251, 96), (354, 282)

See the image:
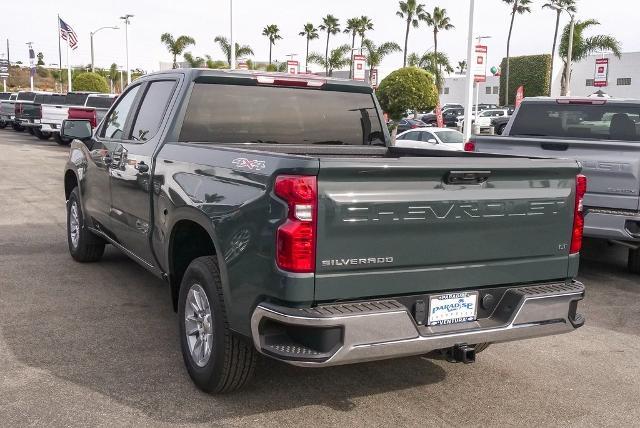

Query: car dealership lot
(0, 130), (639, 427)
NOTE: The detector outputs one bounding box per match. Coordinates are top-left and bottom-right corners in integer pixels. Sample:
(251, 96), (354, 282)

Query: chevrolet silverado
(62, 70), (586, 393)
(472, 97), (640, 273)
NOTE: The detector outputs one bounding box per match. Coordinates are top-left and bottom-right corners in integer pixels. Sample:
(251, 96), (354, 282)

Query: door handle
(445, 170), (491, 185)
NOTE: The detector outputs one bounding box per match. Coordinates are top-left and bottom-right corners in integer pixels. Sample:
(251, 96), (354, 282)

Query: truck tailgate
(41, 105), (69, 125)
(475, 137), (640, 211)
(315, 156), (580, 301)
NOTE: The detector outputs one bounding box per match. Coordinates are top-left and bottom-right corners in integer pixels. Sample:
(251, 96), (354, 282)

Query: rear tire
(67, 187), (105, 262)
(496, 123), (507, 135)
(27, 127), (35, 135)
(178, 256), (257, 393)
(34, 128), (52, 140)
(628, 248), (640, 274)
(54, 132), (72, 145)
(11, 123), (24, 132)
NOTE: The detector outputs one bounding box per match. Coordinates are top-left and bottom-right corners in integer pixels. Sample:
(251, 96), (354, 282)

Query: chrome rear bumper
(250, 281), (585, 367)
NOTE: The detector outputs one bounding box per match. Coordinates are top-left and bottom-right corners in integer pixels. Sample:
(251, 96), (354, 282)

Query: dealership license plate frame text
(428, 291), (479, 326)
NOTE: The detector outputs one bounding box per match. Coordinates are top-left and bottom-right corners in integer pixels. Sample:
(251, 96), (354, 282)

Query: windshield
(510, 102), (640, 141)
(435, 130), (464, 144)
(86, 96), (116, 109)
(65, 93), (91, 106)
(179, 83), (385, 145)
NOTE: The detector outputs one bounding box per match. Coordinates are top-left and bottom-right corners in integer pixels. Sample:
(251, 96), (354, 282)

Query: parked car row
(0, 91), (117, 145)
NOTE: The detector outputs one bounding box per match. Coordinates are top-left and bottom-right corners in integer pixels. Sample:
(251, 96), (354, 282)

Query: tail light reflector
(464, 140), (476, 152)
(570, 174), (587, 254)
(274, 175), (317, 273)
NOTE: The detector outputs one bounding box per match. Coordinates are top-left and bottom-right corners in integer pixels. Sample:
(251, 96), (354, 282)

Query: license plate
(428, 291), (478, 326)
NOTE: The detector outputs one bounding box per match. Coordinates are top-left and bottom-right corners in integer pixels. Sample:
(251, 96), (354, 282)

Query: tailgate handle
(445, 171), (491, 185)
(540, 142), (568, 151)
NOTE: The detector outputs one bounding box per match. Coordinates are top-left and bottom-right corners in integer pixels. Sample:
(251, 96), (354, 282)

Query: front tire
(0, 121), (7, 129)
(67, 187), (105, 262)
(178, 256), (257, 393)
(34, 128), (52, 140)
(12, 123), (24, 132)
(54, 132), (72, 145)
(629, 248), (640, 274)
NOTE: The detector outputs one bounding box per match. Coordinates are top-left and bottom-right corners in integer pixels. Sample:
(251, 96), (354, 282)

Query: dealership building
(439, 51), (640, 105)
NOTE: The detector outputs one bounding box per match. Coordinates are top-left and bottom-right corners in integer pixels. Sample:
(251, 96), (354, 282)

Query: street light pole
(120, 14), (134, 85)
(229, 0), (235, 70)
(90, 26), (119, 72)
(463, 0), (476, 142)
(565, 13), (575, 96)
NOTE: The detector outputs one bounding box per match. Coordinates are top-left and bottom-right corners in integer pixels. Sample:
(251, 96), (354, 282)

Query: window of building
(443, 87), (450, 95)
(493, 86), (499, 94)
(485, 86), (492, 94)
(617, 78), (632, 86)
(586, 79), (594, 86)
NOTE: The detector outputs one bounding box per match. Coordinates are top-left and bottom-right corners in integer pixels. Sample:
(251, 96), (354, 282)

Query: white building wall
(439, 75), (501, 106)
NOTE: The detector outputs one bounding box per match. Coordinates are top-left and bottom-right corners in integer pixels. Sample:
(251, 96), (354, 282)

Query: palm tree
(299, 23), (319, 72)
(183, 52), (205, 68)
(558, 19), (621, 95)
(357, 16), (374, 46)
(213, 36), (254, 67)
(456, 60), (467, 74)
(425, 7), (454, 91)
(344, 17), (362, 77)
(396, 0), (428, 67)
(308, 44), (351, 76)
(262, 24), (282, 64)
(502, 0), (532, 104)
(160, 33), (196, 69)
(319, 14), (341, 75)
(543, 0), (577, 95)
(408, 50), (453, 88)
(362, 39), (402, 68)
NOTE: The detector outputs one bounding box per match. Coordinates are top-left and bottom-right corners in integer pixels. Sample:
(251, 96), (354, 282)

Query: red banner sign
(594, 58), (609, 87)
(435, 104), (444, 128)
(515, 85), (524, 108)
(473, 45), (488, 83)
(287, 60), (299, 74)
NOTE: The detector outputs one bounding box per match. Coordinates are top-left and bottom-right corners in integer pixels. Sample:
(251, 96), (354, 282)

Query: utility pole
(463, 0), (476, 142)
(120, 14), (134, 85)
(26, 42), (34, 91)
(229, 0), (235, 70)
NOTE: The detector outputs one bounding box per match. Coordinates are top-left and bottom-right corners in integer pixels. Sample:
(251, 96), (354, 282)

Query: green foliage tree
(558, 19), (621, 95)
(456, 60), (467, 74)
(36, 52), (44, 66)
(361, 39), (402, 68)
(344, 17), (362, 76)
(299, 23), (319, 72)
(499, 54), (552, 104)
(396, 0), (428, 67)
(408, 51), (453, 89)
(542, 0), (577, 94)
(213, 36), (254, 66)
(262, 24), (282, 64)
(308, 44), (351, 76)
(183, 52), (205, 67)
(425, 7), (454, 93)
(357, 16), (374, 46)
(319, 14), (340, 75)
(502, 0), (532, 103)
(160, 33), (196, 69)
(377, 67), (438, 140)
(73, 72), (109, 93)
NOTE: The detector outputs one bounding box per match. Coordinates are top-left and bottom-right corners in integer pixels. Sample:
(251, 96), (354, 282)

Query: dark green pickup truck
(62, 69), (586, 393)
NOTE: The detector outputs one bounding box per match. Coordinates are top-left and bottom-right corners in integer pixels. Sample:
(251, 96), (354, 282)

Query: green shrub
(376, 67), (438, 121)
(499, 54), (551, 105)
(72, 72), (109, 93)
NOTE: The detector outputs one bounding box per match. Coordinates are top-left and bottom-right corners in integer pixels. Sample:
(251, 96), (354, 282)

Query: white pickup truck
(38, 92), (116, 145)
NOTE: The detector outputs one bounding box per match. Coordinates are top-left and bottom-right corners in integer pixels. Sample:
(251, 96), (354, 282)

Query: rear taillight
(464, 140), (476, 152)
(89, 110), (97, 128)
(274, 175), (317, 273)
(570, 174), (587, 254)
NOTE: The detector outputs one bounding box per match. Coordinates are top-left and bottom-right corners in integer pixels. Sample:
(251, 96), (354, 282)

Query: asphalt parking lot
(0, 129), (639, 427)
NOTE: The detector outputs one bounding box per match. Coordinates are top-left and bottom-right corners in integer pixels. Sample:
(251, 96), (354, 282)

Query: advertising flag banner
(29, 48), (36, 78)
(237, 62), (249, 70)
(594, 58), (609, 87)
(287, 60), (299, 74)
(370, 68), (378, 88)
(515, 85), (524, 108)
(0, 59), (9, 78)
(435, 103), (444, 128)
(353, 55), (366, 81)
(473, 45), (487, 83)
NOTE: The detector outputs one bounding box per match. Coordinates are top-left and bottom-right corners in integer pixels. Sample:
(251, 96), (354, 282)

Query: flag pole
(58, 14), (62, 91)
(66, 38), (71, 92)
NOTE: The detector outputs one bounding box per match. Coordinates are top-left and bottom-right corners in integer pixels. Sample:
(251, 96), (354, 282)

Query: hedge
(72, 72), (109, 93)
(499, 54), (551, 105)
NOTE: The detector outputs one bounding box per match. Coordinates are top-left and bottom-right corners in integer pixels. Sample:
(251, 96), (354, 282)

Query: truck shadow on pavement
(1, 227), (447, 424)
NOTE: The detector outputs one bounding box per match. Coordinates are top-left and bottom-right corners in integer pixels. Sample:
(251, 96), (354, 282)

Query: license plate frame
(428, 291), (479, 326)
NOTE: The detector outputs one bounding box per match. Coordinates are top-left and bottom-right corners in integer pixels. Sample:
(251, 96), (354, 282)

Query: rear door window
(511, 102), (640, 141)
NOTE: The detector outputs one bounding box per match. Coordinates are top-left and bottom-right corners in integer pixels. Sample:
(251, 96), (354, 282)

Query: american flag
(59, 17), (78, 50)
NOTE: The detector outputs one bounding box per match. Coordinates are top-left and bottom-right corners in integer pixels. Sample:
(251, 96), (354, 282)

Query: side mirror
(61, 119), (92, 140)
(427, 138), (437, 144)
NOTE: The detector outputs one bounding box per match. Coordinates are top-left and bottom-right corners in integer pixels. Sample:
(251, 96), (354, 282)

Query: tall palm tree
(308, 44), (351, 77)
(183, 52), (205, 68)
(408, 50), (453, 88)
(160, 33), (196, 69)
(502, 0), (532, 104)
(362, 39), (402, 68)
(262, 24), (282, 65)
(357, 16), (374, 46)
(558, 19), (621, 95)
(213, 36), (254, 67)
(299, 23), (319, 72)
(319, 14), (341, 75)
(456, 60), (467, 74)
(344, 17), (362, 77)
(542, 0), (577, 95)
(425, 7), (454, 91)
(396, 0), (428, 67)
